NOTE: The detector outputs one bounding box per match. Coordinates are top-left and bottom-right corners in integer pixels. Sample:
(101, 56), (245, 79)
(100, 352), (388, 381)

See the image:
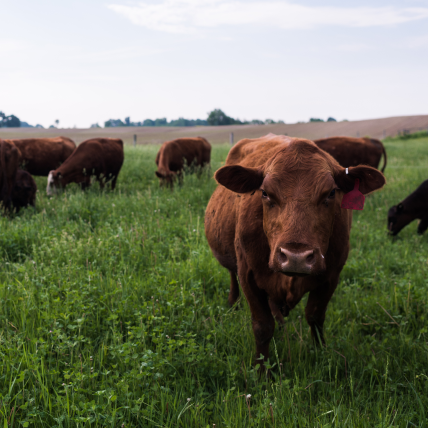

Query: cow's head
(46, 170), (62, 195)
(215, 140), (385, 276)
(155, 169), (176, 187)
(387, 203), (415, 235)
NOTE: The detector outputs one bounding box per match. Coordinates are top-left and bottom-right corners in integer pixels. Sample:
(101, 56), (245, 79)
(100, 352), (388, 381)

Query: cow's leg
(240, 270), (275, 363)
(111, 175), (118, 190)
(304, 278), (338, 345)
(97, 175), (105, 190)
(417, 218), (428, 235)
(80, 176), (91, 190)
(228, 270), (240, 307)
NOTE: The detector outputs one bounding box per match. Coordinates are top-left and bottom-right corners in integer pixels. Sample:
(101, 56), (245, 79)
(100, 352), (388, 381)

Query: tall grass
(0, 138), (427, 427)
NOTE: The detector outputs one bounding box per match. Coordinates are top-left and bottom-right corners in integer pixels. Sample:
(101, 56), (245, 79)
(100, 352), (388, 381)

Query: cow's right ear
(215, 165), (264, 193)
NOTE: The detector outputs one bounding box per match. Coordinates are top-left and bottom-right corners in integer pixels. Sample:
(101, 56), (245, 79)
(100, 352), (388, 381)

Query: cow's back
(7, 137), (76, 176)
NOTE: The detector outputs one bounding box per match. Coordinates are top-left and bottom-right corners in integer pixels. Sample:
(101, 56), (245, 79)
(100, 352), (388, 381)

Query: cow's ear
(215, 165), (264, 194)
(397, 203), (404, 213)
(334, 165), (385, 195)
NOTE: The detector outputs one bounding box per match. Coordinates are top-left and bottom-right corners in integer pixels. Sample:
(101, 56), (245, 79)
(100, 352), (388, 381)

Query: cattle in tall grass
(6, 137), (76, 176)
(205, 134), (385, 365)
(46, 138), (124, 195)
(315, 136), (387, 172)
(388, 180), (428, 236)
(155, 137), (211, 187)
(0, 139), (22, 211)
(12, 170), (37, 212)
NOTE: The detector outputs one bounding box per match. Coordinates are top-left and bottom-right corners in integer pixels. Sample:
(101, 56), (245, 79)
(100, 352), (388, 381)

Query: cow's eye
(261, 190), (268, 198)
(328, 189), (336, 198)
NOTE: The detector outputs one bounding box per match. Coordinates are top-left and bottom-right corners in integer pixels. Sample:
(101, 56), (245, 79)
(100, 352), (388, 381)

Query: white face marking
(46, 172), (56, 196)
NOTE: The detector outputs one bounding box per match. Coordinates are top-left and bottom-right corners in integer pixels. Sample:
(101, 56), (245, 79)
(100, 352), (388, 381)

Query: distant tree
(310, 118), (324, 122)
(265, 119), (276, 124)
(250, 119), (264, 125)
(125, 117), (131, 126)
(327, 117), (337, 122)
(155, 118), (168, 126)
(90, 123), (101, 128)
(105, 119), (125, 127)
(4, 115), (21, 127)
(277, 120), (285, 124)
(207, 109), (236, 126)
(195, 119), (208, 126)
(55, 119), (59, 127)
(142, 119), (154, 126)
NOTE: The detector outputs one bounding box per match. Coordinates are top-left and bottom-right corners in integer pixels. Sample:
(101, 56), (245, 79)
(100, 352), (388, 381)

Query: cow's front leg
(417, 218), (428, 235)
(240, 270), (275, 363)
(304, 277), (339, 345)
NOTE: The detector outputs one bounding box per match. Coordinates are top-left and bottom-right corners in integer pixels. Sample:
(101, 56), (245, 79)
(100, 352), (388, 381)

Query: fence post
(230, 132), (234, 146)
(133, 134), (137, 147)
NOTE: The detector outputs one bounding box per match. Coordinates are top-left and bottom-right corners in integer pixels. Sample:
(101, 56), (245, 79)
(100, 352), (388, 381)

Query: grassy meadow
(0, 137), (428, 427)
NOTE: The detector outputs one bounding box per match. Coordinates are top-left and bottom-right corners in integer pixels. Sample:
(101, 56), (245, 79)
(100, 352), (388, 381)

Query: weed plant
(0, 138), (428, 427)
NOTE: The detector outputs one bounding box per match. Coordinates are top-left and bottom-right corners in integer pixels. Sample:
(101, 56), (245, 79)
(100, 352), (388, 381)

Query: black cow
(388, 180), (428, 235)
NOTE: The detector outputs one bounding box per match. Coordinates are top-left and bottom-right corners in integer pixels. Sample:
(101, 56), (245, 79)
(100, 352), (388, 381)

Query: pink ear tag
(341, 178), (365, 210)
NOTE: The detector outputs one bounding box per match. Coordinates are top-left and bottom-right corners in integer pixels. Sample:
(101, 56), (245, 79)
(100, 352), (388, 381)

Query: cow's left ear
(215, 165), (264, 193)
(334, 165), (385, 195)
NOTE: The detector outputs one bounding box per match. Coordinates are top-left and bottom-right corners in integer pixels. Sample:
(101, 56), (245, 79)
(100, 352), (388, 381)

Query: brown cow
(388, 179), (428, 236)
(314, 136), (387, 172)
(11, 170), (37, 212)
(6, 137), (76, 176)
(205, 134), (385, 364)
(155, 137), (211, 187)
(0, 139), (21, 210)
(46, 138), (124, 195)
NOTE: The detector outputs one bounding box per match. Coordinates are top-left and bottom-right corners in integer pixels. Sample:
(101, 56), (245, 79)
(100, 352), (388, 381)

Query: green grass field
(1, 137), (427, 427)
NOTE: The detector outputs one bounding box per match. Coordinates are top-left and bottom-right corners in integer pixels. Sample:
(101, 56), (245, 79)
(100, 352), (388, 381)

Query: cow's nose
(278, 247), (316, 275)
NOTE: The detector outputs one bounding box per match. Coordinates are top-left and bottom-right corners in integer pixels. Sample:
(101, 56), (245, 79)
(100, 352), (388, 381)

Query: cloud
(0, 40), (25, 53)
(404, 34), (428, 48)
(108, 1), (428, 34)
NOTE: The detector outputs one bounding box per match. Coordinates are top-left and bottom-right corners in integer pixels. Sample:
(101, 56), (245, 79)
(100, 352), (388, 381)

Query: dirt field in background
(1, 115), (427, 145)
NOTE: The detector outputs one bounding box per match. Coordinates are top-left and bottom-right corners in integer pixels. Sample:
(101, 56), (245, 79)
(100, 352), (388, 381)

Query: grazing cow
(0, 139), (21, 210)
(388, 180), (428, 236)
(205, 134), (385, 364)
(314, 136), (387, 172)
(6, 137), (76, 176)
(11, 170), (37, 212)
(46, 138), (124, 195)
(155, 137), (211, 187)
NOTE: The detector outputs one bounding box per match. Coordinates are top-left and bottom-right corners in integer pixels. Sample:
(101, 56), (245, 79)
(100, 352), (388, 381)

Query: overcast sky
(2, 0), (428, 128)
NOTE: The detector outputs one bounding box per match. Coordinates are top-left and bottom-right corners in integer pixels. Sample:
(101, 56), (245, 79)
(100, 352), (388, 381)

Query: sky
(1, 0), (428, 128)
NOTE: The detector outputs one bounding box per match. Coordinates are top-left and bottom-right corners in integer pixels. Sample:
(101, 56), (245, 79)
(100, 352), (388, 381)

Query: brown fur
(0, 139), (22, 210)
(155, 137), (211, 187)
(12, 170), (37, 212)
(5, 137), (76, 176)
(205, 134), (385, 365)
(47, 138), (124, 194)
(314, 136), (387, 172)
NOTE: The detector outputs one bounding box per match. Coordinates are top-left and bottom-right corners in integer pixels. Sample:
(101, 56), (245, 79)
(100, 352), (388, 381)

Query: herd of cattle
(0, 132), (426, 364)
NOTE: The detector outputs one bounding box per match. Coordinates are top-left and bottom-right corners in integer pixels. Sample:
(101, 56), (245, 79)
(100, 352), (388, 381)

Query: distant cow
(46, 138), (124, 195)
(205, 134), (385, 364)
(155, 137), (211, 187)
(388, 180), (428, 236)
(6, 137), (76, 176)
(11, 170), (37, 212)
(314, 136), (387, 172)
(0, 139), (21, 210)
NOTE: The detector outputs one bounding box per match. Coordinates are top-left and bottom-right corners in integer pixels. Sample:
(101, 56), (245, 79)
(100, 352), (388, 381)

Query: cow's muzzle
(276, 244), (325, 276)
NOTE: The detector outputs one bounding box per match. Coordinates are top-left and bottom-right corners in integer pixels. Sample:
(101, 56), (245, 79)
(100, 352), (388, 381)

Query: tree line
(103, 109), (286, 128)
